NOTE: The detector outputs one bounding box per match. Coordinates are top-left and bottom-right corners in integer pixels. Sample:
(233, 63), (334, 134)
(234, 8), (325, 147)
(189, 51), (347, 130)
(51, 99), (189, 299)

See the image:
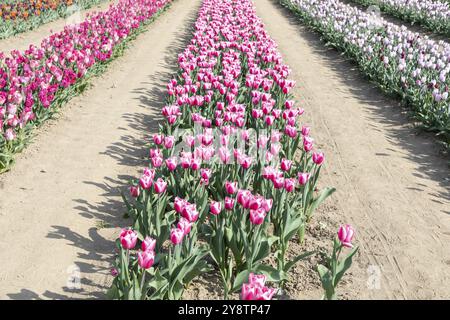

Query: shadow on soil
(268, 0), (450, 209)
(6, 1), (199, 300)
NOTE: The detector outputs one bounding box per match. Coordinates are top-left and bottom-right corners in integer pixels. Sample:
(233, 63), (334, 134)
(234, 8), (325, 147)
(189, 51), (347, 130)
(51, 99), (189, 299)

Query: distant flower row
(283, 0), (450, 147)
(0, 0), (110, 39)
(0, 0), (169, 172)
(351, 0), (450, 36)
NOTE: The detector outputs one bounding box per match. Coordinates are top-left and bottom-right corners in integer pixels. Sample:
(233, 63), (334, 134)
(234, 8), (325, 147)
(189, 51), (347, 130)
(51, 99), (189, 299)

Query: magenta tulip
(250, 209), (266, 225)
(170, 228), (184, 245)
(182, 203), (199, 222)
(210, 201), (222, 215)
(154, 178), (167, 194)
(280, 158), (292, 171)
(165, 157), (178, 171)
(224, 197), (235, 210)
(130, 185), (140, 198)
(225, 181), (238, 194)
(177, 217), (192, 235)
(153, 134), (164, 145)
(141, 236), (156, 252)
(312, 152), (325, 165)
(137, 250), (155, 269)
(119, 228), (138, 250)
(338, 224), (355, 248)
(298, 172), (311, 186)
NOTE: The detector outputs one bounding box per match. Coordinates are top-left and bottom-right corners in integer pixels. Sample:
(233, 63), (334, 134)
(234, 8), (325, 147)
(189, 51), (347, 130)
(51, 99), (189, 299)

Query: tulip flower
(170, 228), (184, 245)
(153, 134), (164, 145)
(119, 228), (138, 250)
(129, 185), (140, 198)
(301, 125), (310, 136)
(137, 250), (155, 270)
(165, 157), (178, 171)
(139, 175), (152, 190)
(210, 201), (222, 215)
(111, 268), (119, 277)
(141, 236), (156, 252)
(312, 152), (325, 165)
(298, 172), (311, 185)
(164, 136), (175, 149)
(154, 178), (167, 194)
(241, 273), (276, 300)
(250, 209), (266, 225)
(225, 181), (238, 194)
(237, 189), (252, 208)
(174, 197), (188, 213)
(280, 158), (292, 171)
(284, 178), (296, 192)
(182, 203), (199, 222)
(224, 197), (235, 210)
(4, 129), (16, 141)
(177, 217), (192, 235)
(338, 224), (355, 248)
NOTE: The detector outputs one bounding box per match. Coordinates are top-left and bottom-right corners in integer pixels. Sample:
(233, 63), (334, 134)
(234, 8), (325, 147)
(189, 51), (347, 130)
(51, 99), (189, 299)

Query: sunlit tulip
(153, 134), (164, 145)
(298, 172), (311, 185)
(170, 228), (184, 245)
(284, 178), (296, 192)
(225, 181), (238, 194)
(210, 201), (222, 215)
(280, 158), (292, 171)
(224, 197), (235, 210)
(338, 224), (355, 248)
(119, 228), (137, 250)
(141, 236), (156, 252)
(182, 204), (199, 222)
(130, 185), (140, 198)
(139, 175), (152, 190)
(177, 217), (192, 235)
(312, 152), (325, 165)
(154, 178), (167, 194)
(250, 209), (266, 225)
(165, 157), (178, 171)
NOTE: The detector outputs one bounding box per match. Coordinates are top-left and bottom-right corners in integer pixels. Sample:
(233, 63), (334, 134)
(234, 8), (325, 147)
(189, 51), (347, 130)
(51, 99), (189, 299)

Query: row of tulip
(0, 0), (109, 39)
(282, 0), (450, 148)
(108, 0), (358, 300)
(0, 0), (170, 172)
(350, 0), (450, 37)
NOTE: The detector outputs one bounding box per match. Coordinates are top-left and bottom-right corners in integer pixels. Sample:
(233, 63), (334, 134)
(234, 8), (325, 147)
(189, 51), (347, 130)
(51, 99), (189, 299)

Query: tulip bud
(210, 201), (222, 215)
(224, 197), (235, 210)
(154, 178), (167, 194)
(249, 209), (266, 225)
(119, 228), (138, 250)
(298, 172), (311, 185)
(225, 181), (238, 194)
(170, 228), (184, 245)
(130, 185), (140, 198)
(137, 250), (155, 269)
(338, 224), (355, 248)
(280, 158), (292, 171)
(141, 236), (156, 252)
(312, 152), (325, 165)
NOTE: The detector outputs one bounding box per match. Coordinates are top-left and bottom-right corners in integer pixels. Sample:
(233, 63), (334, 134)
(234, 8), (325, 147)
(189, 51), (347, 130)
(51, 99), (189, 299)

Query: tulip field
(0, 0), (449, 302)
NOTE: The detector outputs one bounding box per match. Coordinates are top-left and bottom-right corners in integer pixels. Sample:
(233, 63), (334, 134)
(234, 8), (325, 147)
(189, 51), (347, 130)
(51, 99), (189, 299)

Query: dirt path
(253, 0), (450, 299)
(0, 0), (116, 55)
(0, 0), (201, 299)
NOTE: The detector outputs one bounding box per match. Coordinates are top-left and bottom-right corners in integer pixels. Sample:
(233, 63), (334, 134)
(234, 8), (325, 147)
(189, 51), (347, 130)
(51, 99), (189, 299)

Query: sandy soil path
(0, 1), (116, 55)
(0, 0), (201, 299)
(253, 0), (450, 299)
